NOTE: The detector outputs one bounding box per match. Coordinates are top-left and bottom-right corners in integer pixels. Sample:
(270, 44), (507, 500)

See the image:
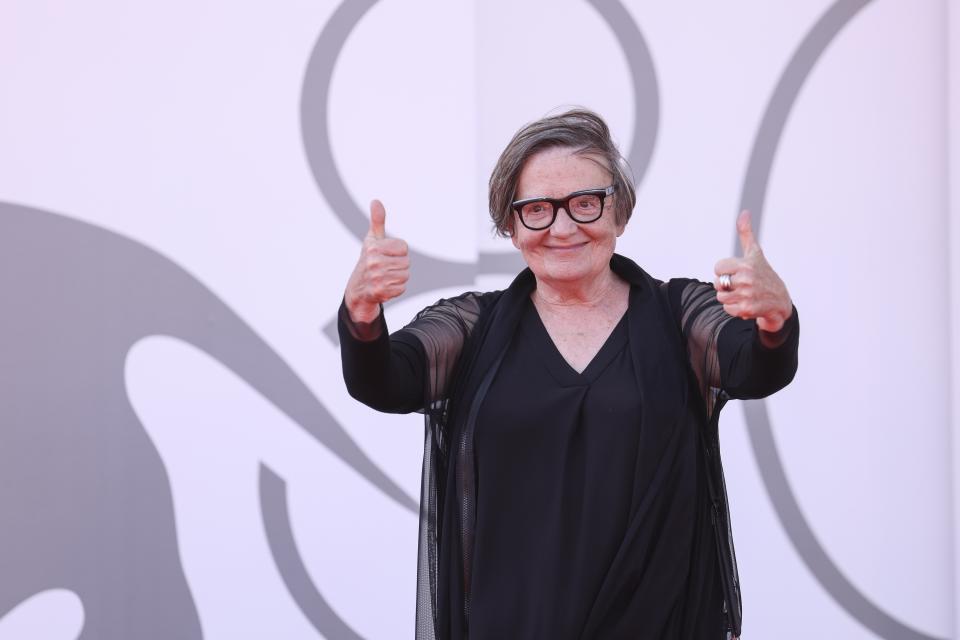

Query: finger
(714, 257), (741, 276)
(378, 282), (406, 301)
(376, 238), (408, 257)
(385, 267), (410, 281)
(716, 288), (749, 305)
(369, 253), (408, 271)
(723, 303), (753, 320)
(714, 289), (736, 304)
(367, 261), (409, 284)
(737, 209), (759, 256)
(368, 199), (387, 240)
(375, 269), (410, 288)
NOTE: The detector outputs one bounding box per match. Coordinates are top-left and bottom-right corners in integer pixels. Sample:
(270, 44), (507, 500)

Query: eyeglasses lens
(520, 194), (603, 230)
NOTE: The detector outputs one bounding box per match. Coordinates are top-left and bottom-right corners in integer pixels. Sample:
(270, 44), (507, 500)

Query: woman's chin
(537, 262), (594, 284)
(524, 246), (613, 285)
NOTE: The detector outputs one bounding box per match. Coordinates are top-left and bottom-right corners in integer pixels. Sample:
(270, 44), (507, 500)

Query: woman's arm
(339, 199), (489, 413)
(339, 198), (423, 413)
(711, 210), (798, 398)
(671, 210), (798, 407)
(338, 301), (426, 413)
(670, 279), (799, 406)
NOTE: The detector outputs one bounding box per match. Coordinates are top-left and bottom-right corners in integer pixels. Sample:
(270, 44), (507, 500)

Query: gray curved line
(586, 0), (659, 183)
(477, 0), (658, 275)
(2, 203), (420, 639)
(310, 0), (660, 343)
(739, 0), (869, 251)
(300, 0), (476, 299)
(299, 0), (382, 243)
(260, 465), (364, 640)
(740, 1), (944, 638)
(302, 0), (658, 254)
(745, 403), (942, 640)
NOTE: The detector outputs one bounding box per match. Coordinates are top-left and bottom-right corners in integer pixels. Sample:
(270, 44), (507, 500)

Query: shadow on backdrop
(0, 204), (414, 639)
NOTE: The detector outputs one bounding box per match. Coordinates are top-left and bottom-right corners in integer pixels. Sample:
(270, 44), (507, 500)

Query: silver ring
(719, 274), (733, 291)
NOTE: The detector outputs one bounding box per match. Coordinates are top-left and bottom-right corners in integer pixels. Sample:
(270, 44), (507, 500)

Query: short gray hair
(488, 108), (636, 237)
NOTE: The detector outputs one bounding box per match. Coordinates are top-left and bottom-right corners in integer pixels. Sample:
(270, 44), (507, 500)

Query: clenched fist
(713, 210), (793, 333)
(344, 200), (410, 323)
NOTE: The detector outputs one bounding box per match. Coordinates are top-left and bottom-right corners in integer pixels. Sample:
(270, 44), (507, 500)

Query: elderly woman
(339, 110), (797, 640)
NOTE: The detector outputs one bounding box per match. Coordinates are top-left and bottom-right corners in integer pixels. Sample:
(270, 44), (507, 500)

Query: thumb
(368, 199), (386, 240)
(737, 209), (758, 255)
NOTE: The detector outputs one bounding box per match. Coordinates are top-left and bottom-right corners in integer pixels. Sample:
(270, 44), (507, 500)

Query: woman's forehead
(516, 148), (612, 198)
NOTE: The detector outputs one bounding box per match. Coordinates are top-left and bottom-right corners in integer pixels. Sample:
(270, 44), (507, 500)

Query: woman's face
(512, 146), (625, 287)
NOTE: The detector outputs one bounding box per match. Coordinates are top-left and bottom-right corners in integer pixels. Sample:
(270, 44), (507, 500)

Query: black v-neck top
(470, 300), (645, 638)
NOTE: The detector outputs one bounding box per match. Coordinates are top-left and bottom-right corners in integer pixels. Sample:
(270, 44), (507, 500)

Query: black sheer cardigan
(339, 254), (799, 639)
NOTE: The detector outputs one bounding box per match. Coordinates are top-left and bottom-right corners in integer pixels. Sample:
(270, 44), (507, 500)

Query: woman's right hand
(344, 199), (410, 323)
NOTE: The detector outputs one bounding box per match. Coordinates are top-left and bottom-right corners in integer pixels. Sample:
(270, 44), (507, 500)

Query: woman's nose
(550, 208), (578, 236)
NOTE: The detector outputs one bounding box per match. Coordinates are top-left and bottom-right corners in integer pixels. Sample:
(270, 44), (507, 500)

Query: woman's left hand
(713, 210), (793, 333)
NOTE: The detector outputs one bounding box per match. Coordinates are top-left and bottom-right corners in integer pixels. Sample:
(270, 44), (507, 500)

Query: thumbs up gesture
(714, 210), (793, 333)
(344, 200), (410, 323)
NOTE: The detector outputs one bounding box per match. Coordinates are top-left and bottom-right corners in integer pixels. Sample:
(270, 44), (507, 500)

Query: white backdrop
(950, 0), (960, 635)
(0, 1), (956, 638)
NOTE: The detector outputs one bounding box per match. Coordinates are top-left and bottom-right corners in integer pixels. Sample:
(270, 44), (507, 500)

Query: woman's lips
(544, 242), (587, 252)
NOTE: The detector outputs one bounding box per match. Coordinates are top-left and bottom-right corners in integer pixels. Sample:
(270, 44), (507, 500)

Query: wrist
(345, 293), (381, 324)
(757, 305), (794, 347)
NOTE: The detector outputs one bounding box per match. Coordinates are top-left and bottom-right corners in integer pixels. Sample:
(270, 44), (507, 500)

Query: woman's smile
(544, 241), (588, 253)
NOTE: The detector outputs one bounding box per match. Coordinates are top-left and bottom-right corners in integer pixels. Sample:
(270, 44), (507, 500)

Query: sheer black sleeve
(667, 279), (799, 413)
(338, 292), (491, 416)
(397, 293), (487, 407)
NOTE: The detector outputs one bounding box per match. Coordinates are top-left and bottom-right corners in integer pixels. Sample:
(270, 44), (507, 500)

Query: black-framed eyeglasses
(512, 185), (616, 231)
